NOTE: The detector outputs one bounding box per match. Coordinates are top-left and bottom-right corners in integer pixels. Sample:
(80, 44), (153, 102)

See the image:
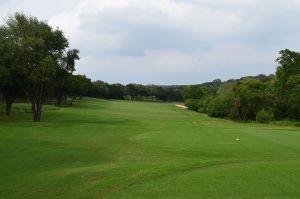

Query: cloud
(78, 43), (276, 85)
(1, 0), (300, 84)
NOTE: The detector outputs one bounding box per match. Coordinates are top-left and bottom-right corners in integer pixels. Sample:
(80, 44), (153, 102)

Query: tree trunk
(4, 94), (15, 116)
(31, 99), (43, 122)
(5, 101), (12, 116)
(30, 83), (44, 122)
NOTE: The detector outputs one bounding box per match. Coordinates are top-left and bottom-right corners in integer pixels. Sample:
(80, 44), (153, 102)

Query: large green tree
(4, 13), (79, 121)
(0, 25), (23, 116)
(66, 75), (91, 105)
(183, 85), (208, 100)
(52, 49), (80, 106)
(275, 49), (300, 120)
(208, 82), (236, 118)
(231, 79), (269, 121)
(109, 84), (125, 99)
(183, 85), (208, 111)
(90, 81), (110, 99)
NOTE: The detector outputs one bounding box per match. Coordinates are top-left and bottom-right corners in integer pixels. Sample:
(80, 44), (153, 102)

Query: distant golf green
(1, 98), (300, 198)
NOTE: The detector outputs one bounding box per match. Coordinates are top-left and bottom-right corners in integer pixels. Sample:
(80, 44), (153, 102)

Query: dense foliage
(184, 50), (300, 122)
(256, 109), (274, 123)
(88, 82), (183, 102)
(0, 13), (81, 121)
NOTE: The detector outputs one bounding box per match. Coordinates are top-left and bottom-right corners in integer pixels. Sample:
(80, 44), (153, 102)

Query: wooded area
(183, 51), (300, 122)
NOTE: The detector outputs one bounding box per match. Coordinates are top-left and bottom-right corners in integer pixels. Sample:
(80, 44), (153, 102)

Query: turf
(1, 98), (300, 199)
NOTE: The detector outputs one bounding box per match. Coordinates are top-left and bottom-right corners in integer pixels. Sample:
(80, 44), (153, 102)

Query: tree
(125, 84), (149, 100)
(183, 86), (208, 111)
(208, 82), (236, 118)
(0, 25), (23, 116)
(231, 79), (268, 121)
(184, 99), (199, 111)
(52, 49), (80, 106)
(256, 109), (274, 123)
(199, 79), (222, 95)
(52, 69), (70, 106)
(66, 75), (91, 105)
(109, 84), (125, 99)
(275, 49), (300, 120)
(183, 85), (208, 100)
(4, 13), (78, 121)
(198, 95), (212, 113)
(90, 80), (110, 99)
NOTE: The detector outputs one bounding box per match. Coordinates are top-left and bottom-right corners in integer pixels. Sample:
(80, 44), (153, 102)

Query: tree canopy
(0, 12), (80, 121)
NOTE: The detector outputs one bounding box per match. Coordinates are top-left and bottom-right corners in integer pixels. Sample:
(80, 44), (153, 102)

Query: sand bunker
(175, 104), (188, 109)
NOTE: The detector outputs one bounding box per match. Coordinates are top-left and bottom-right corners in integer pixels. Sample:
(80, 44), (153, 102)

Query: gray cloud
(1, 0), (300, 84)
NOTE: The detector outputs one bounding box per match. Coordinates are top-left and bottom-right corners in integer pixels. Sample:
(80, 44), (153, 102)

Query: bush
(184, 99), (199, 111)
(256, 110), (274, 123)
(198, 97), (210, 113)
(208, 97), (227, 118)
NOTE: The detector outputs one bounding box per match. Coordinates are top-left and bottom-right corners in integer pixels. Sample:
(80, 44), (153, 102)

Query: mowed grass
(1, 98), (300, 199)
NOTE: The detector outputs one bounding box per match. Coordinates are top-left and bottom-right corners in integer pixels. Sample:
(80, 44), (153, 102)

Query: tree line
(183, 50), (300, 122)
(88, 81), (183, 102)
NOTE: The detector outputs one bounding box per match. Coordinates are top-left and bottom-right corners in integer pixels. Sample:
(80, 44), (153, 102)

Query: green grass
(1, 98), (300, 199)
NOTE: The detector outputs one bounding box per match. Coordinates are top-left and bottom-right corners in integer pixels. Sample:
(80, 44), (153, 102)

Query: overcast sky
(1, 0), (300, 84)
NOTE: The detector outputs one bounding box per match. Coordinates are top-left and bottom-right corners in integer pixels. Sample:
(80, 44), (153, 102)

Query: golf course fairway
(1, 98), (300, 199)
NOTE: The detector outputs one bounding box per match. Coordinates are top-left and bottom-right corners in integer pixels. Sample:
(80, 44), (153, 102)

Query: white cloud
(76, 44), (276, 84)
(49, 0), (242, 38)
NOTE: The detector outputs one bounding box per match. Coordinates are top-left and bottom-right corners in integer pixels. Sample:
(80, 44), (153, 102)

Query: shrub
(208, 97), (226, 117)
(198, 97), (210, 113)
(256, 109), (274, 123)
(184, 99), (199, 111)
